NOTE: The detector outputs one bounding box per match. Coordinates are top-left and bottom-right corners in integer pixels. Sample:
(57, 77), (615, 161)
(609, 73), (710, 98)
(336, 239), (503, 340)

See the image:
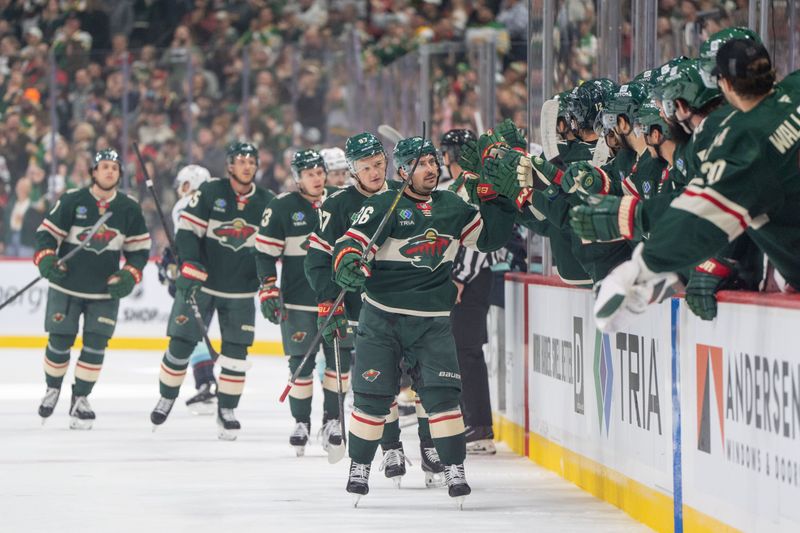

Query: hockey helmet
(600, 82), (650, 134)
(569, 79), (617, 132)
(699, 27), (761, 88)
(653, 59), (721, 118)
(634, 101), (673, 140)
(344, 132), (386, 175)
(319, 147), (348, 172)
(92, 148), (122, 174)
(393, 137), (440, 176)
(440, 129), (477, 163)
(290, 149), (327, 182)
(226, 141), (259, 167)
(175, 164), (211, 192)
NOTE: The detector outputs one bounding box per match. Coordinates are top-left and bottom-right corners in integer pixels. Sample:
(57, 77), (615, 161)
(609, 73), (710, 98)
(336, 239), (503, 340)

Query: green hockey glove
(176, 261), (207, 302)
(318, 301), (348, 345)
(458, 139), (481, 174)
(334, 247), (371, 292)
(495, 118), (528, 151)
(685, 258), (734, 321)
(478, 128), (510, 166)
(107, 265), (141, 299)
(530, 155), (564, 199)
(570, 195), (643, 242)
(460, 171), (482, 205)
(34, 249), (67, 282)
(258, 276), (283, 324)
(483, 151), (533, 208)
(562, 161), (611, 197)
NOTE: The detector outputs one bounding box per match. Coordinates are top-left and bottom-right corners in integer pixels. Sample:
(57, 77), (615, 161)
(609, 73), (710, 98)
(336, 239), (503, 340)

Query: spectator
(4, 175), (45, 258)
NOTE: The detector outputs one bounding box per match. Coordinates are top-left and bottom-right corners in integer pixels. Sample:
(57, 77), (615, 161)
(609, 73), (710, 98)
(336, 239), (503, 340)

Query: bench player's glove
(175, 261), (207, 302)
(570, 194), (642, 242)
(483, 151), (533, 209)
(478, 128), (510, 166)
(258, 276), (282, 324)
(334, 247), (371, 292)
(494, 118), (528, 152)
(318, 301), (348, 345)
(107, 265), (142, 299)
(458, 138), (481, 174)
(34, 249), (67, 282)
(529, 155), (564, 199)
(685, 258), (734, 321)
(561, 161), (611, 197)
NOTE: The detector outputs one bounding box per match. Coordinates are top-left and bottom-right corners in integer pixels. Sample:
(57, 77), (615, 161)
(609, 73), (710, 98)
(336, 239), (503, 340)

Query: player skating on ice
(157, 164), (219, 414)
(35, 149), (151, 429)
(332, 136), (517, 507)
(150, 142), (274, 439)
(254, 149), (349, 459)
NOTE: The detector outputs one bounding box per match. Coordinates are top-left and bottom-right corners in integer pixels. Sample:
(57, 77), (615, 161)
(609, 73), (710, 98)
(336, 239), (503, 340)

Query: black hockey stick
(280, 121), (426, 403)
(132, 142), (219, 359)
(0, 211), (113, 312)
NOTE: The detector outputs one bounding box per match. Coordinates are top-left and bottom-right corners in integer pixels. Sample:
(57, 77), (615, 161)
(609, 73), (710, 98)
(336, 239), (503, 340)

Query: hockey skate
(217, 407), (240, 440)
(289, 421), (310, 456)
(346, 460), (371, 507)
(38, 387), (61, 424)
(185, 380), (217, 415)
(150, 397), (176, 431)
(443, 463), (472, 509)
(69, 395), (95, 430)
(420, 441), (446, 488)
(465, 425), (496, 455)
(379, 443), (410, 488)
(320, 418), (345, 464)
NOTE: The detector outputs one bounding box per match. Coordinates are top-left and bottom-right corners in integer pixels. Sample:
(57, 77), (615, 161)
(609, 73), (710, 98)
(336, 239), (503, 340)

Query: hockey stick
(327, 335), (347, 463)
(0, 211), (113, 312)
(280, 121), (427, 403)
(132, 142), (219, 359)
(377, 124), (403, 144)
(540, 98), (560, 161)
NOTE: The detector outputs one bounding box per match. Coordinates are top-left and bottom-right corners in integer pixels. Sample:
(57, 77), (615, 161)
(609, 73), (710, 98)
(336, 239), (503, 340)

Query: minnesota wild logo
(398, 229), (453, 270)
(77, 224), (118, 254)
(212, 218), (256, 251)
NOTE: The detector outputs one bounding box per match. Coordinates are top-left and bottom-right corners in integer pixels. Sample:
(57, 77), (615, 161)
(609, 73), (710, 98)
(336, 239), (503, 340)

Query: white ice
(1, 349), (650, 532)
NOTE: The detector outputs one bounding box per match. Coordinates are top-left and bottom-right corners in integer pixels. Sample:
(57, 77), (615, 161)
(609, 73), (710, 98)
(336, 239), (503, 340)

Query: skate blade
(41, 417), (49, 426)
(294, 445), (306, 457)
(391, 476), (402, 489)
(187, 401), (217, 416)
(455, 496), (465, 510)
(326, 443), (346, 464)
(69, 418), (93, 430)
(424, 472), (446, 488)
(151, 424), (159, 433)
(217, 429), (239, 441)
(352, 494), (361, 508)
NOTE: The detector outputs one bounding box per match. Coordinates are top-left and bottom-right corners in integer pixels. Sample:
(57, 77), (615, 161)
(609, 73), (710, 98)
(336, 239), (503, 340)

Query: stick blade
(540, 98), (560, 161)
(377, 124), (404, 144)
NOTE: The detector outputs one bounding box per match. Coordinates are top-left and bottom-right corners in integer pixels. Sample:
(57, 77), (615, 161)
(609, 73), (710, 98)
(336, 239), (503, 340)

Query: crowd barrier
(492, 273), (800, 533)
(0, 259), (283, 354)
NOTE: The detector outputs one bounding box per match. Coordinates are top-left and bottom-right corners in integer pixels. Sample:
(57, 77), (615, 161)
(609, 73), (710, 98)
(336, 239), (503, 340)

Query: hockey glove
(107, 265), (141, 299)
(34, 249), (67, 282)
(478, 129), (510, 166)
(460, 171), (482, 205)
(569, 195), (643, 242)
(685, 258), (734, 321)
(458, 139), (481, 175)
(318, 301), (348, 345)
(529, 156), (564, 199)
(334, 247), (371, 292)
(483, 151), (533, 209)
(561, 162), (611, 197)
(495, 118), (528, 151)
(175, 261), (207, 302)
(157, 247), (178, 298)
(258, 277), (282, 324)
(594, 243), (681, 332)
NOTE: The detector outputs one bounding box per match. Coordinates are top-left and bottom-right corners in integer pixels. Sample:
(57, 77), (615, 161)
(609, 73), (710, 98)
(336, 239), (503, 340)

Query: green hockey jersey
(334, 190), (516, 316)
(177, 178), (274, 298)
(36, 187), (151, 299)
(255, 187), (337, 310)
(642, 84), (800, 289)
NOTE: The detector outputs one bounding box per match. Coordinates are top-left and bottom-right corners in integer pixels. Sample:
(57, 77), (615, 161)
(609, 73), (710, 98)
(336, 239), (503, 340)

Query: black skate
(38, 387), (61, 424)
(290, 421), (310, 456)
(69, 395), (95, 430)
(420, 441), (446, 488)
(185, 380), (217, 415)
(150, 397), (176, 430)
(346, 460), (371, 507)
(465, 425), (496, 455)
(320, 417), (345, 464)
(379, 442), (410, 488)
(443, 463), (472, 509)
(217, 407), (240, 440)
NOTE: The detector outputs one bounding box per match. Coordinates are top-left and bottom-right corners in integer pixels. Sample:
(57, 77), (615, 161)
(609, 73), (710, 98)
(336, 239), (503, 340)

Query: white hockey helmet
(319, 147), (348, 172)
(175, 164), (211, 192)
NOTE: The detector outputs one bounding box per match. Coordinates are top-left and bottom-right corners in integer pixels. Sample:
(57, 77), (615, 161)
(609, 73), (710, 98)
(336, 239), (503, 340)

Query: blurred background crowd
(0, 0), (779, 256)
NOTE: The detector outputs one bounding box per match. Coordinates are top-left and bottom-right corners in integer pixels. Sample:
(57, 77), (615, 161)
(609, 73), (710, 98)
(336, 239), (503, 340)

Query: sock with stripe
(217, 342), (248, 409)
(420, 387), (466, 464)
(43, 334), (75, 389)
(288, 355), (315, 423)
(349, 393), (392, 464)
(379, 400), (401, 451)
(415, 398), (433, 443)
(321, 343), (351, 419)
(159, 337), (194, 399)
(72, 333), (109, 397)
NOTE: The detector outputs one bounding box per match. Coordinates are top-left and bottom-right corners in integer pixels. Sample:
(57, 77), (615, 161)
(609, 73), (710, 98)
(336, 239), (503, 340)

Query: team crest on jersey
(212, 218), (256, 251)
(175, 315), (189, 325)
(52, 312), (65, 323)
(291, 331), (307, 343)
(398, 229), (453, 271)
(75, 206), (88, 219)
(77, 224), (118, 254)
(362, 369), (381, 382)
(213, 199), (227, 212)
(416, 202), (432, 216)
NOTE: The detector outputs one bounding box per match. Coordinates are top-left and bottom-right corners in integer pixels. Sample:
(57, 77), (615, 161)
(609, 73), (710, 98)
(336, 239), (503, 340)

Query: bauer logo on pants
(362, 369), (381, 382)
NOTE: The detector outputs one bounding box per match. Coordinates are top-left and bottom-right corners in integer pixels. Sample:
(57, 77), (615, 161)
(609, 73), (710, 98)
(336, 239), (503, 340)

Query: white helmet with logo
(319, 147), (348, 172)
(176, 164), (211, 192)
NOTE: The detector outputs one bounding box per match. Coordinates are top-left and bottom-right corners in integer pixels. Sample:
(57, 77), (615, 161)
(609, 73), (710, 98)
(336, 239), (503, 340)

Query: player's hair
(724, 58), (775, 98)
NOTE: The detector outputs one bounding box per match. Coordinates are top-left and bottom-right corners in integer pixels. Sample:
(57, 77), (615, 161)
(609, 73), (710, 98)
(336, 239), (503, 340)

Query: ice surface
(1, 349), (650, 532)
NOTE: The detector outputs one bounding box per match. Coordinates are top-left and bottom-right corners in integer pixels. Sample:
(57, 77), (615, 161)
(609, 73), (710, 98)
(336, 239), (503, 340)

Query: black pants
(451, 268), (493, 428)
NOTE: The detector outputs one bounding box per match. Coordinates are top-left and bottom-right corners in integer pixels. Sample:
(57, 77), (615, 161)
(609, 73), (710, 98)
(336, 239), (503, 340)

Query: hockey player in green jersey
(594, 39), (800, 331)
(35, 149), (151, 429)
(255, 148), (350, 460)
(150, 142), (274, 440)
(333, 136), (516, 507)
(305, 132), (446, 486)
